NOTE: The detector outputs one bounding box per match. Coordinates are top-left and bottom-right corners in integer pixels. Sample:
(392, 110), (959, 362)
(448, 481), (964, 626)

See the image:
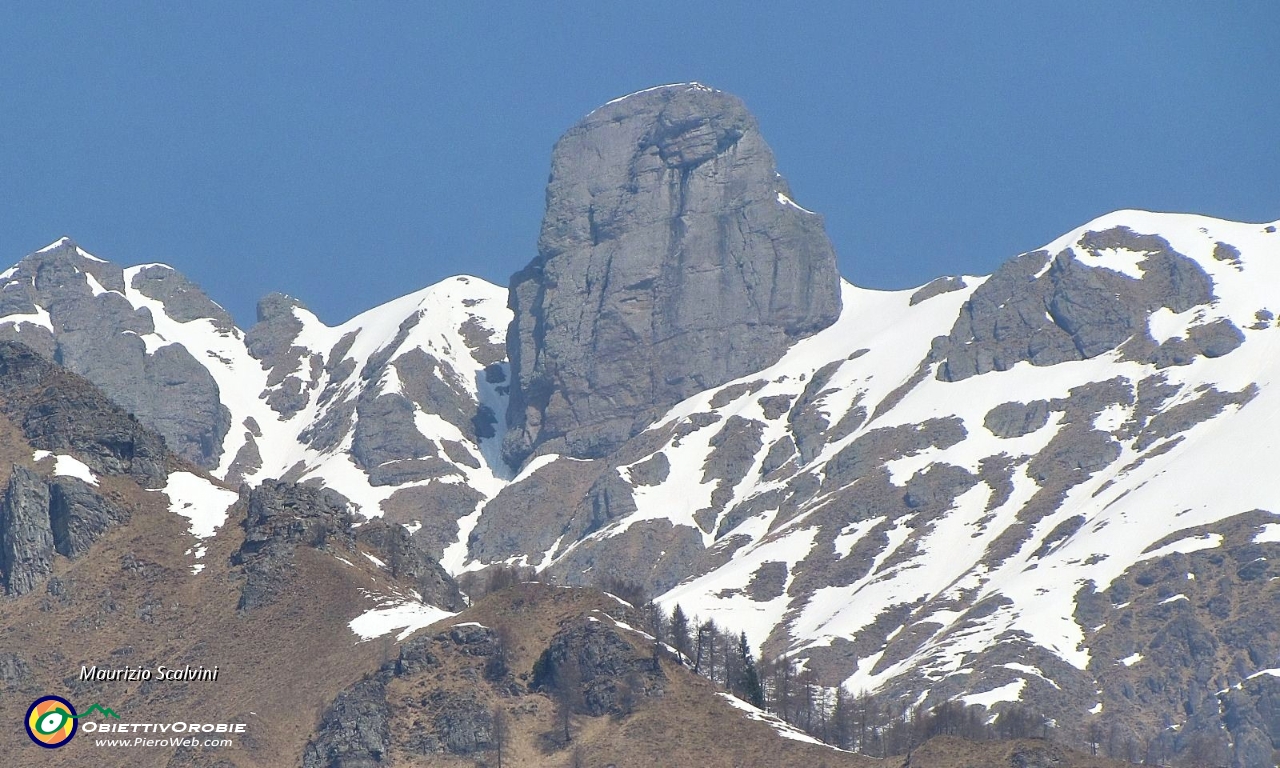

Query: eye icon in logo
(25, 696), (77, 748)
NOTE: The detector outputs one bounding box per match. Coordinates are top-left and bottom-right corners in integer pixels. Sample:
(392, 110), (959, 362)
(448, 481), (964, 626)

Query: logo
(24, 697), (120, 749)
(25, 696), (77, 748)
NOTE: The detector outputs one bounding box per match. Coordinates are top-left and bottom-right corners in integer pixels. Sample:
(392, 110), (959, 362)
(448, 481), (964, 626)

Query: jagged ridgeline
(0, 83), (1278, 767)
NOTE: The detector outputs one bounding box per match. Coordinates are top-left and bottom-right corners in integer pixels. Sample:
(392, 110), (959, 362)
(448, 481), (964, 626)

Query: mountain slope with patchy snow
(5, 209), (1279, 764)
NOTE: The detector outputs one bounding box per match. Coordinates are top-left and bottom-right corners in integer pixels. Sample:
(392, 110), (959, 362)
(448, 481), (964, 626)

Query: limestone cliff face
(503, 84), (843, 466)
(0, 239), (231, 469)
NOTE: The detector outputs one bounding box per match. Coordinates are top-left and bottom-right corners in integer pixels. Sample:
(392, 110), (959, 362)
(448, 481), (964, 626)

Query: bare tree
(486, 622), (516, 682)
(491, 705), (509, 768)
(669, 604), (691, 664)
(553, 652), (584, 744)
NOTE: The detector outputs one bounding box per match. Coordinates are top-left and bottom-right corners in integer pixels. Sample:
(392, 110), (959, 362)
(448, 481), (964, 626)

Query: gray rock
(788, 360), (843, 464)
(468, 457), (604, 567)
(129, 264), (234, 329)
(745, 561), (788, 601)
(698, 416), (765, 527)
(394, 634), (440, 677)
(412, 691), (493, 755)
(709, 380), (767, 409)
(246, 293), (314, 418)
(440, 439), (480, 469)
(1133, 383), (1256, 451)
(984, 400), (1052, 438)
(823, 417), (967, 492)
(231, 481), (355, 611)
(504, 84), (842, 466)
(1212, 241), (1243, 266)
(757, 394), (794, 420)
(379, 483), (485, 562)
(548, 519), (706, 596)
(672, 412), (721, 444)
(302, 677), (390, 768)
(264, 375), (307, 417)
(908, 276), (967, 305)
(532, 615), (665, 717)
(391, 348), (479, 441)
(0, 652), (32, 690)
(1188, 318), (1245, 358)
(245, 292), (306, 363)
(352, 519), (465, 611)
(759, 436), (796, 477)
(564, 469), (639, 542)
(627, 452), (670, 486)
(0, 342), (168, 487)
(49, 477), (126, 558)
(0, 466), (53, 596)
(299, 400), (355, 454)
(350, 393), (438, 478)
(935, 228), (1217, 382)
(902, 463), (978, 516)
(224, 433), (263, 485)
(457, 315), (505, 367)
(0, 242), (233, 469)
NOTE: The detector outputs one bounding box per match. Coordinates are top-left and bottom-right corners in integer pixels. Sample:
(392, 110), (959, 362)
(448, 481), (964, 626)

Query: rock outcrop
(301, 676), (391, 768)
(232, 481), (464, 613)
(0, 341), (168, 488)
(932, 227), (1229, 382)
(503, 83), (843, 466)
(231, 481), (357, 611)
(0, 241), (230, 468)
(352, 519), (465, 611)
(532, 615), (666, 717)
(0, 466), (54, 596)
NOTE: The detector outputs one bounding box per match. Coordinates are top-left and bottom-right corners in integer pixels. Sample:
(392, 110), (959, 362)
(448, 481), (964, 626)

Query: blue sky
(2, 2), (1276, 325)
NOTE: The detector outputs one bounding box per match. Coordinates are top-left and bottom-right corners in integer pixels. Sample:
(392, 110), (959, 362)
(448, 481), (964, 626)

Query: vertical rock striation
(503, 83), (842, 466)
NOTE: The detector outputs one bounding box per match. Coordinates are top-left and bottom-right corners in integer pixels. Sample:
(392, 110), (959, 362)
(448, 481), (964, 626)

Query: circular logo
(25, 696), (77, 749)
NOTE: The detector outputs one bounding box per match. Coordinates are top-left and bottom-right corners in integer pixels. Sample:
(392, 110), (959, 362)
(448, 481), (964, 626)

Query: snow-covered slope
(451, 210), (1280, 751)
(0, 239), (512, 564)
(6, 211), (1280, 757)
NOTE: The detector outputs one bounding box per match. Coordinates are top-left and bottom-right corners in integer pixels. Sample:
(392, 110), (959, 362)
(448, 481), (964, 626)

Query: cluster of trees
(472, 571), (1229, 766)
(644, 597), (1240, 765)
(1085, 719), (1233, 767)
(640, 598), (1062, 758)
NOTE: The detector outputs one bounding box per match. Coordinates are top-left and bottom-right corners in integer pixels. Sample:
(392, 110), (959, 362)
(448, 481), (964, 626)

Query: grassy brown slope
(377, 584), (880, 768)
(904, 735), (1131, 768)
(360, 584), (1137, 768)
(0, 455), (403, 767)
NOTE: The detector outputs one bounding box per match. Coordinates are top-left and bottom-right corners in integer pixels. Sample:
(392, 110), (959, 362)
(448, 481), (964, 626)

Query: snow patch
(717, 692), (832, 747)
(1148, 307), (1201, 343)
(1255, 523), (1280, 544)
(162, 472), (238, 539)
(50, 454), (99, 486)
(961, 678), (1027, 708)
(776, 191), (815, 215)
(349, 601), (453, 642)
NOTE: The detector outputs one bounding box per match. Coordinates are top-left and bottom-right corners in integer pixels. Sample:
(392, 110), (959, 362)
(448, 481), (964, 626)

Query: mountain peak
(31, 236), (107, 264)
(503, 86), (843, 466)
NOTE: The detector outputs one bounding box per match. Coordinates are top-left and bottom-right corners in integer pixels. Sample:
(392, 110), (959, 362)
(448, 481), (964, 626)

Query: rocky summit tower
(503, 83), (843, 467)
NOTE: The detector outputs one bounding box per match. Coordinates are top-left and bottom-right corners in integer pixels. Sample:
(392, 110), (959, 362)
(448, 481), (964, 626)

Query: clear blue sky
(2, 2), (1276, 326)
